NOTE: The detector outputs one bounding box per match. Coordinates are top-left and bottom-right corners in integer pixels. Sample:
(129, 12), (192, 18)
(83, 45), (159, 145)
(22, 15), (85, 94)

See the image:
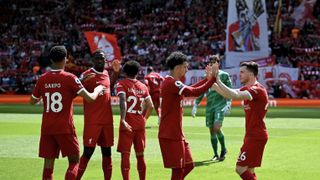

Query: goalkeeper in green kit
(192, 55), (232, 161)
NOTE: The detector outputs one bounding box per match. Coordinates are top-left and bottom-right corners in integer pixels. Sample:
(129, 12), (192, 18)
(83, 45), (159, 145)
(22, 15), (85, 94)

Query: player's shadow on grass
(194, 159), (221, 167)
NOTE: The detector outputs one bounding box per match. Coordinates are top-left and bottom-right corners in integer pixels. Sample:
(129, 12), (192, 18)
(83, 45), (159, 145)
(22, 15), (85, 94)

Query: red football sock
(183, 163), (194, 178)
(102, 157), (112, 180)
(76, 156), (89, 180)
(171, 168), (183, 180)
(137, 156), (146, 180)
(42, 168), (53, 180)
(121, 153), (130, 180)
(240, 170), (256, 180)
(65, 162), (79, 180)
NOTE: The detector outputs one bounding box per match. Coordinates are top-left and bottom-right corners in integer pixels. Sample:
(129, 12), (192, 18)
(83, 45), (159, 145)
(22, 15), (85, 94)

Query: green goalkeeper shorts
(205, 110), (224, 128)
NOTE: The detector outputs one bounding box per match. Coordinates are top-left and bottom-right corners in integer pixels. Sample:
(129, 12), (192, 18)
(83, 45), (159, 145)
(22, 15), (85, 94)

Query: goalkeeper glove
(222, 103), (231, 115)
(191, 105), (197, 118)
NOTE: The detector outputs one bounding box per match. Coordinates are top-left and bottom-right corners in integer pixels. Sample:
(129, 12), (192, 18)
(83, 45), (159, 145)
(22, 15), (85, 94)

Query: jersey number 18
(45, 92), (63, 113)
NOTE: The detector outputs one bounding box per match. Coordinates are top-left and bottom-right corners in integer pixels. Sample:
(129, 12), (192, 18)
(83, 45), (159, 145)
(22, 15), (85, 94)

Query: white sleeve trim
(178, 86), (186, 95)
(77, 88), (85, 95)
(145, 95), (151, 100)
(244, 90), (253, 101)
(117, 91), (126, 96)
(31, 94), (40, 99)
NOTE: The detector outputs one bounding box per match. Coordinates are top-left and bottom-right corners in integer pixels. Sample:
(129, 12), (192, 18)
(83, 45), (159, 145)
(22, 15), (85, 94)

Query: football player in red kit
(30, 46), (105, 180)
(116, 60), (153, 180)
(212, 61), (268, 180)
(158, 51), (216, 180)
(76, 49), (121, 180)
(144, 66), (163, 120)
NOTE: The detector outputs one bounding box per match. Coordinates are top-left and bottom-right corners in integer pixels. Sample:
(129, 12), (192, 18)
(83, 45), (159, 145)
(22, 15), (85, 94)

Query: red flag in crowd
(84, 31), (122, 67)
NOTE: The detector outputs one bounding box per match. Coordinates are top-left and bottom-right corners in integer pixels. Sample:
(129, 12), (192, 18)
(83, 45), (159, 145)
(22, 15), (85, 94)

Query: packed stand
(0, 0), (319, 98)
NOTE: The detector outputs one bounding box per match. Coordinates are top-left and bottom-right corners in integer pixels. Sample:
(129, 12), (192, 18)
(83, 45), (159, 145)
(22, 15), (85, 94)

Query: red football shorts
(159, 138), (193, 168)
(117, 129), (146, 153)
(39, 133), (80, 158)
(236, 138), (268, 168)
(83, 124), (114, 147)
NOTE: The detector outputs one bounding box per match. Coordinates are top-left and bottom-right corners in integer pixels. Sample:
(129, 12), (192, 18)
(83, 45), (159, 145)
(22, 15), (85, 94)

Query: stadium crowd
(0, 0), (319, 99)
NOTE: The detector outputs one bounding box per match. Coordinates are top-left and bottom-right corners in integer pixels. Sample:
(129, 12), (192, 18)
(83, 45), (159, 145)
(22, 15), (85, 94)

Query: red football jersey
(158, 76), (214, 140)
(144, 72), (163, 95)
(240, 82), (269, 140)
(116, 78), (150, 130)
(81, 68), (113, 126)
(32, 70), (84, 135)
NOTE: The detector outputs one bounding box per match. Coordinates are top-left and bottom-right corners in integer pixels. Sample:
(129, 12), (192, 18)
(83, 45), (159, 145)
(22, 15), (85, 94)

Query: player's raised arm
(211, 83), (229, 98)
(78, 85), (106, 103)
(110, 59), (121, 88)
(182, 65), (216, 97)
(213, 62), (252, 100)
(215, 77), (251, 100)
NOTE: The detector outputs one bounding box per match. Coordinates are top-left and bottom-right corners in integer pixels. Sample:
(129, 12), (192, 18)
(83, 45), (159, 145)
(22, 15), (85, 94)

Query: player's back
(145, 72), (163, 94)
(241, 82), (268, 140)
(159, 76), (184, 140)
(116, 78), (149, 130)
(33, 70), (83, 135)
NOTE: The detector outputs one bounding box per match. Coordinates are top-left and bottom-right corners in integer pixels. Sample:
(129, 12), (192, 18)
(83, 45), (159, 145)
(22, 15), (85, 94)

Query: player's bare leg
(43, 158), (55, 180)
(236, 165), (256, 180)
(65, 154), (79, 180)
(77, 147), (95, 180)
(136, 152), (146, 180)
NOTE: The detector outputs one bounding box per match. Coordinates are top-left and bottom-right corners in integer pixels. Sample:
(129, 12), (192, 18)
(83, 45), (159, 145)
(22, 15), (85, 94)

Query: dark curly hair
(166, 51), (188, 70)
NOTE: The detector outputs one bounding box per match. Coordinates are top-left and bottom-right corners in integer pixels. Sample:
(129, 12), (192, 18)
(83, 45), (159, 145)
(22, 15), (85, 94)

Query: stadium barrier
(0, 95), (320, 108)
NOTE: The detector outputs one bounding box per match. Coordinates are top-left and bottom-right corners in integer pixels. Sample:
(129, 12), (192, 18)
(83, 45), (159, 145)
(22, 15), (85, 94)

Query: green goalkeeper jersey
(195, 70), (232, 111)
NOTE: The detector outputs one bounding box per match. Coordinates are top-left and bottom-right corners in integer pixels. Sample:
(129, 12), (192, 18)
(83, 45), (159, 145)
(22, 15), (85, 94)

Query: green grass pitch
(0, 105), (319, 180)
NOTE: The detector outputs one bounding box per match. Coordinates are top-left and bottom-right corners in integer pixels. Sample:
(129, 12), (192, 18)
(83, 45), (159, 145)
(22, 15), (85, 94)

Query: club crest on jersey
(175, 81), (184, 89)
